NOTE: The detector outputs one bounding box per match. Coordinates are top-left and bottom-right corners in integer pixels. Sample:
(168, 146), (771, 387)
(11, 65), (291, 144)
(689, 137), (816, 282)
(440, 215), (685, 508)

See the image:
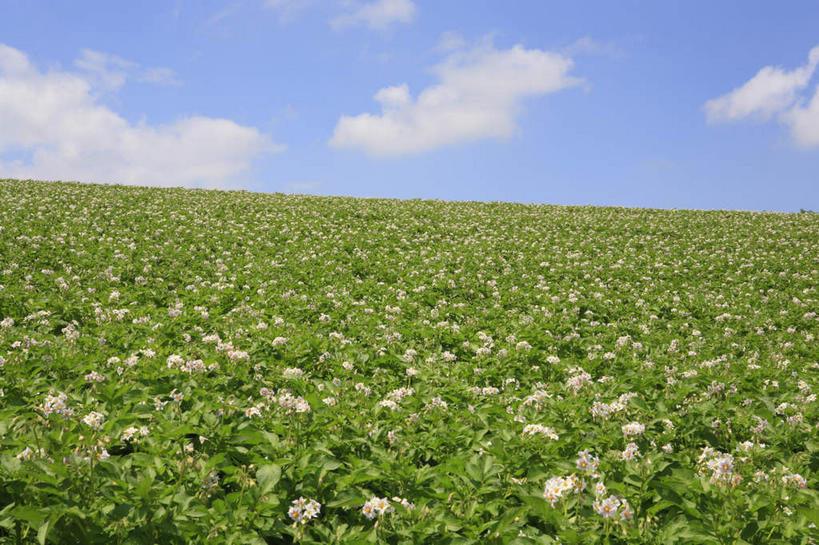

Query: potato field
(0, 179), (817, 544)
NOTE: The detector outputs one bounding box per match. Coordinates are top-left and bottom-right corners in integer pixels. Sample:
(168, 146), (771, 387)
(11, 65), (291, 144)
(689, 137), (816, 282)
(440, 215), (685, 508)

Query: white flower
(82, 411), (105, 430)
(543, 475), (580, 506)
(84, 371), (104, 383)
(576, 450), (600, 472)
(622, 422), (645, 436)
(362, 497), (394, 519)
(566, 371), (592, 392)
(522, 424), (559, 440)
(593, 495), (621, 518)
(289, 497), (321, 523)
(202, 472), (220, 495)
(621, 442), (640, 461)
(17, 446), (46, 461)
(121, 426), (139, 442)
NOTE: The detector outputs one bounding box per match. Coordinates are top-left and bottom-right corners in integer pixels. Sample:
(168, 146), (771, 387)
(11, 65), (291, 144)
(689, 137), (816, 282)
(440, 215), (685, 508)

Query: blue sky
(1, 0), (818, 211)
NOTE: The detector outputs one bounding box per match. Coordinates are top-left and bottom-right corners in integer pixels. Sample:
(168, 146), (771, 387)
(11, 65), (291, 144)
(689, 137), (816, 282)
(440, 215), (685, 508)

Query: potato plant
(0, 179), (817, 544)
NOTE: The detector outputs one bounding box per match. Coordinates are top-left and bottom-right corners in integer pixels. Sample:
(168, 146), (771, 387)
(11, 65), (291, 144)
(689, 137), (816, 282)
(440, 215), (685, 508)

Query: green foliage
(0, 179), (817, 544)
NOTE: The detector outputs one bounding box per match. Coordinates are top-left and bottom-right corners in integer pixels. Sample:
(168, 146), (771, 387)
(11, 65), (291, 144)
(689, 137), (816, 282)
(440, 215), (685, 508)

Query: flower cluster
(543, 475), (584, 506)
(522, 424), (559, 440)
(621, 421), (645, 437)
(201, 471), (220, 496)
(576, 450), (600, 473)
(782, 470), (808, 489)
(362, 497), (395, 519)
(593, 494), (633, 521)
(698, 447), (742, 487)
(82, 411), (105, 431)
(276, 391), (311, 414)
(84, 371), (104, 383)
(39, 392), (72, 418)
(283, 367), (304, 379)
(120, 426), (149, 442)
(621, 442), (641, 461)
(17, 446), (47, 461)
(566, 369), (592, 392)
(288, 497), (321, 523)
(590, 393), (637, 418)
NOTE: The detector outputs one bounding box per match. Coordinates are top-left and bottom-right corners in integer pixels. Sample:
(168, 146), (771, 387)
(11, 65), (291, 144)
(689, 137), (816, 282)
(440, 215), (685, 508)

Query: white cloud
(705, 44), (819, 150)
(704, 46), (819, 123)
(0, 44), (281, 188)
(0, 44), (33, 75)
(329, 42), (582, 156)
(781, 85), (819, 148)
(332, 0), (416, 31)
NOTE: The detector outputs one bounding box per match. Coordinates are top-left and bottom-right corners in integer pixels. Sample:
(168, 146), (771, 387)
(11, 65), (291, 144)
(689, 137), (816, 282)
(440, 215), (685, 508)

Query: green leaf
(1, 454), (22, 474)
(256, 464), (281, 496)
(37, 519), (50, 545)
(327, 489), (367, 508)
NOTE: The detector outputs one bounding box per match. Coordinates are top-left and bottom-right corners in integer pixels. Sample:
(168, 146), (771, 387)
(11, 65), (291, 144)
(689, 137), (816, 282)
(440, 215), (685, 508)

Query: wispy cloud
(264, 0), (315, 23)
(74, 49), (181, 92)
(435, 31), (466, 53)
(138, 66), (181, 86)
(562, 36), (626, 60)
(331, 0), (416, 31)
